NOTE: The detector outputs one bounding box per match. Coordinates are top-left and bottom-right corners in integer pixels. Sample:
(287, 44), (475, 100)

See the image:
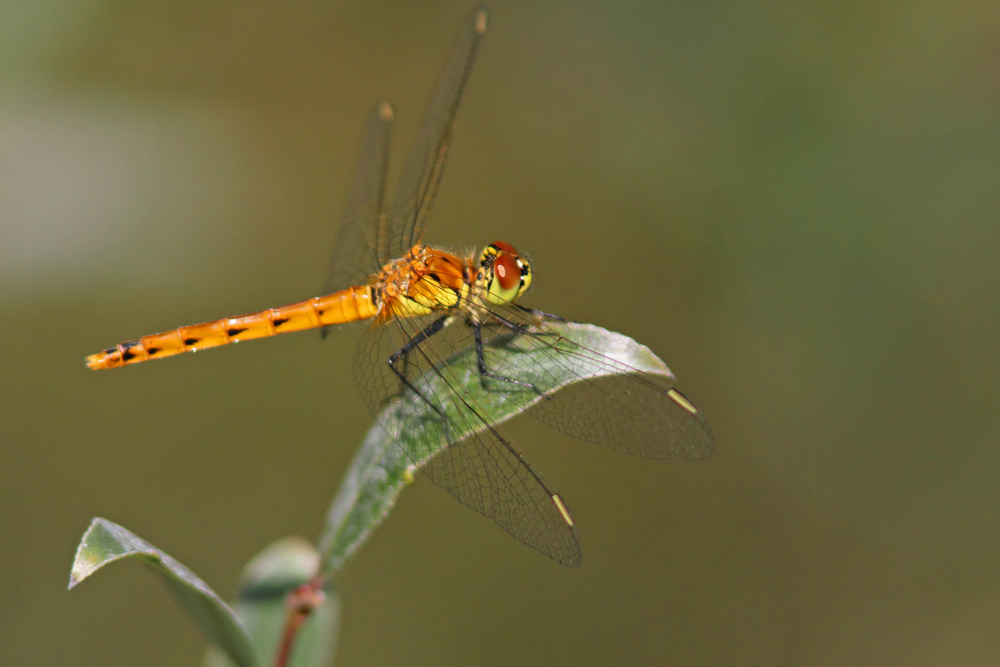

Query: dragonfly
(85, 7), (713, 567)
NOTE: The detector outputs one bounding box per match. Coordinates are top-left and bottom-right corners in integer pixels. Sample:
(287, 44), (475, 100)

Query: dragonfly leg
(388, 316), (453, 437)
(473, 321), (549, 398)
(490, 310), (561, 344)
(513, 303), (569, 323)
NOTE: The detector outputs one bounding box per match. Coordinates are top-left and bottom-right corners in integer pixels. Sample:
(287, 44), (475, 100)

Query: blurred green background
(3, 0), (1000, 665)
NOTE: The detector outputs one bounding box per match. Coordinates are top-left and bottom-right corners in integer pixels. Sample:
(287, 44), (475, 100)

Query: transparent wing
(383, 6), (488, 260)
(423, 419), (582, 567)
(353, 302), (582, 567)
(321, 101), (394, 320)
(481, 302), (715, 461)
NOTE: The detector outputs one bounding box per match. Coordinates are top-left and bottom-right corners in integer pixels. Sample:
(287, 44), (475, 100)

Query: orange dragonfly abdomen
(86, 285), (378, 370)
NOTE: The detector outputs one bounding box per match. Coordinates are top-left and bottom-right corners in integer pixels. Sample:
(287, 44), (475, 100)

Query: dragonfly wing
(321, 101), (394, 336)
(530, 372), (714, 461)
(384, 7), (488, 259)
(353, 305), (582, 567)
(477, 303), (715, 461)
(422, 418), (582, 567)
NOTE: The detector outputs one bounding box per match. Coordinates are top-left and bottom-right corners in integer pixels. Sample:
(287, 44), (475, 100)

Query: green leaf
(203, 537), (339, 667)
(69, 518), (256, 667)
(317, 320), (687, 573)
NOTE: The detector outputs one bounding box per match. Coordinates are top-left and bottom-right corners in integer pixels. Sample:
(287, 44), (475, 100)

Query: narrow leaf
(69, 518), (256, 667)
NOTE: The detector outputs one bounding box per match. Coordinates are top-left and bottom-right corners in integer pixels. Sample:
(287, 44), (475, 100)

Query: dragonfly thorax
(374, 245), (471, 318)
(479, 241), (532, 306)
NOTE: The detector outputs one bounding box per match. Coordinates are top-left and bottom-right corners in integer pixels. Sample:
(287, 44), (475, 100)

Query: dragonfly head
(480, 241), (532, 305)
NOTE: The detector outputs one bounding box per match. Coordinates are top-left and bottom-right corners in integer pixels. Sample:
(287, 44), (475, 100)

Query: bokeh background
(3, 1), (1000, 665)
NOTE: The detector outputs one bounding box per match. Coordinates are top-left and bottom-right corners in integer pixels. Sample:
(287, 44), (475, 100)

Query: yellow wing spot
(402, 467), (416, 485)
(474, 8), (488, 35)
(551, 493), (574, 527)
(667, 388), (698, 415)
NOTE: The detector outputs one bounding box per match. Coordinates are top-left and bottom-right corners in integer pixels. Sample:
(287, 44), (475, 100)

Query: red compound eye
(494, 252), (520, 292)
(490, 240), (519, 256)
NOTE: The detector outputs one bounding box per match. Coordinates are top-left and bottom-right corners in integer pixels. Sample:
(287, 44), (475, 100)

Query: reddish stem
(272, 576), (326, 667)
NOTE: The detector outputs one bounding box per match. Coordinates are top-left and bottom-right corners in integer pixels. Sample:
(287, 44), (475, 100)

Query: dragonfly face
(85, 7), (713, 567)
(479, 241), (532, 306)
